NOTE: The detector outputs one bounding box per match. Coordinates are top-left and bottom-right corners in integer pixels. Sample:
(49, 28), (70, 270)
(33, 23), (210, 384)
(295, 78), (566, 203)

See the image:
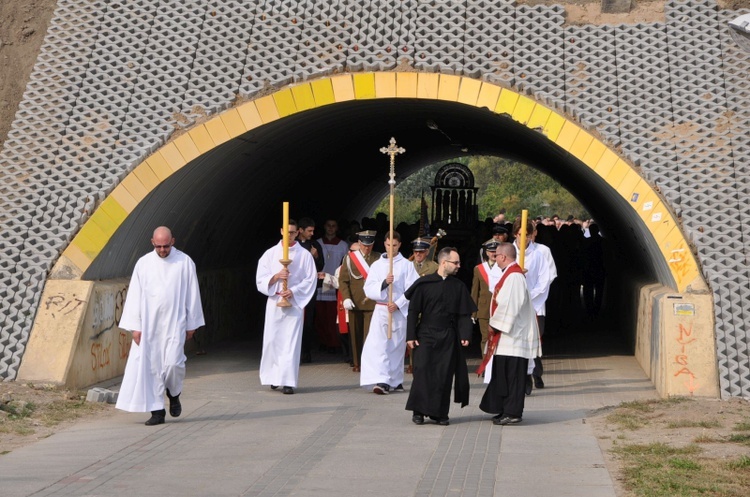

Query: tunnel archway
(38, 73), (710, 395)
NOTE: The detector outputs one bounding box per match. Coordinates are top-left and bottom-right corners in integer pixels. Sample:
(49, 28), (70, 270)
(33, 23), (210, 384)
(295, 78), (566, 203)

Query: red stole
(476, 263), (524, 376)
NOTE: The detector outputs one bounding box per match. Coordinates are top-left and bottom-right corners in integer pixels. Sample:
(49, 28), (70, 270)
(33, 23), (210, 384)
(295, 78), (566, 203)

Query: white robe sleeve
(118, 260), (144, 332)
(185, 258), (205, 330)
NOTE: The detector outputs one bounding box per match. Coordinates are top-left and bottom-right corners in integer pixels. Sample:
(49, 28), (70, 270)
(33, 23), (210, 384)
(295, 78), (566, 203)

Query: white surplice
(116, 248), (205, 412)
(256, 241), (317, 388)
(359, 252), (419, 389)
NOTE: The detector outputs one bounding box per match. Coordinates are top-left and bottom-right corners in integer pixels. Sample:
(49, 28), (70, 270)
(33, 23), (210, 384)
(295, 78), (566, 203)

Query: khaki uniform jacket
(470, 262), (494, 321)
(338, 250), (381, 311)
(413, 259), (438, 277)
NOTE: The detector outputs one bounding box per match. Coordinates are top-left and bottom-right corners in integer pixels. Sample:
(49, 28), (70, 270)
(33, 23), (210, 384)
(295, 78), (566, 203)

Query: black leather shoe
(412, 413), (424, 425)
(282, 386), (294, 395)
(492, 413), (504, 421)
(166, 390), (182, 418)
(145, 409), (166, 426)
(525, 375), (533, 396)
(394, 384), (404, 392)
(270, 385), (279, 390)
(533, 375), (545, 388)
(493, 415), (522, 426)
(437, 417), (450, 426)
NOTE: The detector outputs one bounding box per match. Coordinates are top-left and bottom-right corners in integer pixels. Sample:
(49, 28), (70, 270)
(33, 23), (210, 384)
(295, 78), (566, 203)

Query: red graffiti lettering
(118, 331), (131, 359)
(673, 367), (695, 378)
(675, 354), (688, 365)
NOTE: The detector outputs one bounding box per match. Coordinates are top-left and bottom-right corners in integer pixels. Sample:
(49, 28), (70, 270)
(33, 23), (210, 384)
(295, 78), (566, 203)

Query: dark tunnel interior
(83, 98), (675, 353)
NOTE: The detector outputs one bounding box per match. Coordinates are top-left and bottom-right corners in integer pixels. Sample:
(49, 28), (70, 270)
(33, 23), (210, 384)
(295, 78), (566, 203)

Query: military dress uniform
(338, 231), (381, 371)
(411, 237), (438, 277)
(471, 239), (499, 355)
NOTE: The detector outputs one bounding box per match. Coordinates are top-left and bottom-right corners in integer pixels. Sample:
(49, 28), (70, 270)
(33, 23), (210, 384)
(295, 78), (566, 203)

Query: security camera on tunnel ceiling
(729, 14), (750, 52)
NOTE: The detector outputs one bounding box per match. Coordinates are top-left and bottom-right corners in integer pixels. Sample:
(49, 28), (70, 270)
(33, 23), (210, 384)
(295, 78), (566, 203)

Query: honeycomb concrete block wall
(0, 0), (748, 397)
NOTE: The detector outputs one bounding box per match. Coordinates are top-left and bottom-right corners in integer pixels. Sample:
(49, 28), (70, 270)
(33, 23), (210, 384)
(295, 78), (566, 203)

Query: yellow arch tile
(396, 72), (418, 97)
(526, 105), (552, 130)
(495, 89), (519, 115)
(133, 162), (160, 191)
(661, 228), (699, 292)
(581, 139), (607, 169)
(173, 133), (201, 163)
(110, 184), (138, 213)
(437, 74), (460, 101)
(291, 83), (316, 111)
(237, 101), (263, 129)
(255, 95), (281, 123)
(375, 72), (396, 97)
(457, 77), (481, 106)
(162, 141), (189, 171)
(593, 148), (619, 179)
(144, 153), (173, 181)
(220, 108), (248, 137)
(606, 159), (630, 189)
(188, 125), (216, 155)
(331, 74), (355, 102)
(417, 73), (439, 99)
(205, 116), (231, 145)
(555, 120), (581, 151)
(354, 73), (376, 99)
(311, 78), (335, 106)
(616, 170), (642, 200)
(272, 88), (297, 117)
(76, 221), (109, 258)
(98, 196), (128, 226)
(512, 95), (536, 125)
(543, 112), (566, 141)
(121, 174), (149, 202)
(62, 243), (92, 274)
(476, 83), (501, 110)
(89, 207), (118, 238)
(569, 130), (594, 160)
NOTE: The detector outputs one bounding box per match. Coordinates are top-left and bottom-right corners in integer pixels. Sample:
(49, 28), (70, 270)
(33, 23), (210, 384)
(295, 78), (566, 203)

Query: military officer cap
(411, 237), (431, 252)
(357, 230), (377, 245)
(492, 223), (508, 235)
(483, 238), (499, 251)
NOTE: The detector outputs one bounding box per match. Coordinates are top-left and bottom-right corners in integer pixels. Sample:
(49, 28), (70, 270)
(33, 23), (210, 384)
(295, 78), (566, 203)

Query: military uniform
(338, 231), (381, 371)
(471, 239), (498, 355)
(411, 237), (438, 277)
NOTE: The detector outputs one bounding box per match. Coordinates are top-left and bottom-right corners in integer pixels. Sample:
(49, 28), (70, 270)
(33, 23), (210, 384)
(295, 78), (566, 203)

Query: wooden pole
(277, 201), (292, 307)
(380, 138), (405, 340)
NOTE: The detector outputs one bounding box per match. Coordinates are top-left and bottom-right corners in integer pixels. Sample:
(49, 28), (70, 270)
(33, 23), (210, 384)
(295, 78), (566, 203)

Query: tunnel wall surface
(0, 0), (748, 398)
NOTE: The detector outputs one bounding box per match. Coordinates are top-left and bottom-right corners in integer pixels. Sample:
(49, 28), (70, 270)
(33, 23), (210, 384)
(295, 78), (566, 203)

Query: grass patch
(727, 434), (750, 445)
(733, 420), (750, 431)
(726, 456), (750, 470)
(667, 419), (721, 429)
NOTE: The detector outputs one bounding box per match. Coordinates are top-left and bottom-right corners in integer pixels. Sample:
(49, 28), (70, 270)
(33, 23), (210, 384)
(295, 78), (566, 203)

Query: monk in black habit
(404, 247), (477, 426)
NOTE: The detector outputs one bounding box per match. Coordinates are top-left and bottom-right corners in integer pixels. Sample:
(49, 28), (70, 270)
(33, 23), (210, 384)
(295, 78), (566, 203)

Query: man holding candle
(256, 218), (318, 395)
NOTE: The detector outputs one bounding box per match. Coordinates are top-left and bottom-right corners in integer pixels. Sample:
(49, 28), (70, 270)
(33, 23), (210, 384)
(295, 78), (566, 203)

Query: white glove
(343, 298), (355, 310)
(471, 317), (476, 324)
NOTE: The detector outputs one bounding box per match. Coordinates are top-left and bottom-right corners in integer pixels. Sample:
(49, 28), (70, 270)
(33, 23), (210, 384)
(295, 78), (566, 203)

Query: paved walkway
(2, 330), (658, 497)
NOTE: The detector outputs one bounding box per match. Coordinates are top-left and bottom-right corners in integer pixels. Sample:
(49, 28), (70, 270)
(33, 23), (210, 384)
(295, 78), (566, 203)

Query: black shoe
(166, 389), (182, 417)
(491, 413), (504, 421)
(394, 384), (404, 392)
(270, 385), (279, 390)
(525, 375), (533, 396)
(145, 409), (166, 426)
(493, 415), (522, 426)
(373, 383), (390, 395)
(412, 412), (424, 425)
(282, 386), (294, 395)
(533, 375), (545, 389)
(437, 417), (450, 426)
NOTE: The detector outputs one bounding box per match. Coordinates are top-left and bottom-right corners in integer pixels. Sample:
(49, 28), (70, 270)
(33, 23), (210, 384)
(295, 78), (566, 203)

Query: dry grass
(590, 396), (750, 497)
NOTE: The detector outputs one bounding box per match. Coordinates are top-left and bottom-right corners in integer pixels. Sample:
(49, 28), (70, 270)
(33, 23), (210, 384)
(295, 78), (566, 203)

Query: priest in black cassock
(404, 246), (477, 426)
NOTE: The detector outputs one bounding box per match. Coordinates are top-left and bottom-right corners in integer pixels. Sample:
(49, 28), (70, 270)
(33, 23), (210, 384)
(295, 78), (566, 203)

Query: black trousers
(533, 315), (544, 378)
(479, 355), (529, 418)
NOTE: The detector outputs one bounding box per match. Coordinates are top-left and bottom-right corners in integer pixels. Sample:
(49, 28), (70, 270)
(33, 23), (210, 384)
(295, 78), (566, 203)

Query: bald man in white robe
(116, 226), (205, 426)
(257, 220), (317, 394)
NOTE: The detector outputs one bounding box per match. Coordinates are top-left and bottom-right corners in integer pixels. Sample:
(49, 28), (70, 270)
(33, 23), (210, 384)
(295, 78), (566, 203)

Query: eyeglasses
(446, 260), (461, 265)
(153, 244), (172, 249)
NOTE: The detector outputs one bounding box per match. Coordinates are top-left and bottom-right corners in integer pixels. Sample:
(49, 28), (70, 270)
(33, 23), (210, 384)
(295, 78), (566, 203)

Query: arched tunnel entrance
(23, 74), (715, 398)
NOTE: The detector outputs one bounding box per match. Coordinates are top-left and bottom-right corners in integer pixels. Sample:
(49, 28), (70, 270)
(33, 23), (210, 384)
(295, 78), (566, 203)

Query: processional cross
(380, 137), (405, 339)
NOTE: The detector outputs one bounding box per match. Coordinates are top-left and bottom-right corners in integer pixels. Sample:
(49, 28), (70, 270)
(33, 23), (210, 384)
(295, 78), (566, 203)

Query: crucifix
(380, 137), (405, 339)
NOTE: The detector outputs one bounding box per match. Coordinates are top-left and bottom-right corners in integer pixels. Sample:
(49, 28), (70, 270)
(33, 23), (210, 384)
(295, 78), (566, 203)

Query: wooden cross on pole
(380, 137), (405, 339)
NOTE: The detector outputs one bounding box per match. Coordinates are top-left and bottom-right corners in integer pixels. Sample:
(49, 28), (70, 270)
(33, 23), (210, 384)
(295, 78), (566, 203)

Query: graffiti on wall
(88, 286), (129, 372)
(672, 322), (699, 394)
